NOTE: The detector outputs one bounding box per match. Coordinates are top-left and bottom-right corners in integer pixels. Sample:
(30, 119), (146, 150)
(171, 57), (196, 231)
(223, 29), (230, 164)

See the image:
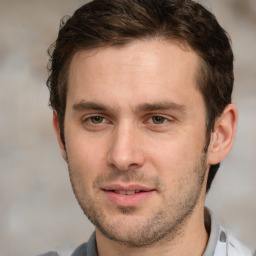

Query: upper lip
(102, 184), (155, 192)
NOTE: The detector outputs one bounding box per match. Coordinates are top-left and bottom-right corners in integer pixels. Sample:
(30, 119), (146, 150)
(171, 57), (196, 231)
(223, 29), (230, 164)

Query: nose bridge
(107, 120), (145, 171)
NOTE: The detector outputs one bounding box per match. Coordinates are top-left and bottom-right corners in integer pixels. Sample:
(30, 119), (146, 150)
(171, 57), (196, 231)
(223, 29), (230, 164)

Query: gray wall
(0, 0), (255, 255)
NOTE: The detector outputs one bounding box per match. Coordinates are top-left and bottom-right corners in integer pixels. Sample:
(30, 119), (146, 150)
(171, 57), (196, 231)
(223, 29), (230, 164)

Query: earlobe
(52, 111), (67, 161)
(207, 104), (238, 165)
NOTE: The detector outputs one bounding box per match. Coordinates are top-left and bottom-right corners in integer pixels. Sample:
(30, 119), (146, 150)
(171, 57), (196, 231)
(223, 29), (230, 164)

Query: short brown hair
(47, 0), (234, 192)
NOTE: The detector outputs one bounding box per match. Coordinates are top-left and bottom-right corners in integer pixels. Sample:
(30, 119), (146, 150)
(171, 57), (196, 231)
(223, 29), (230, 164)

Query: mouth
(102, 184), (156, 207)
(111, 190), (143, 195)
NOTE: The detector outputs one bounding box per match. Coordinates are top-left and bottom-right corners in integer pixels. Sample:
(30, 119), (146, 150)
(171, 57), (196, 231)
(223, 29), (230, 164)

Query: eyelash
(147, 115), (169, 125)
(82, 115), (109, 125)
(81, 114), (173, 129)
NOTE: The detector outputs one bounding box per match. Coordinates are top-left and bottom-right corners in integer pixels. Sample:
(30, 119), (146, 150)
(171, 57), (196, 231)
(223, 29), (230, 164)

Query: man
(40, 0), (255, 255)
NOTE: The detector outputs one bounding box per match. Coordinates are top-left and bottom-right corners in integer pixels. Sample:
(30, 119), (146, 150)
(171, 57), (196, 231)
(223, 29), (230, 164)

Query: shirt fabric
(38, 209), (255, 256)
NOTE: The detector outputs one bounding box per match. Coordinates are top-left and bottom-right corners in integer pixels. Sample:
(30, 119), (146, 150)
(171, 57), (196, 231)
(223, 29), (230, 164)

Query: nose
(107, 123), (145, 171)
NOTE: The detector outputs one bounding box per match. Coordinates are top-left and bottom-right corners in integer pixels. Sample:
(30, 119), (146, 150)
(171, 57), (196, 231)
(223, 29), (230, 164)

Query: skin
(53, 40), (237, 256)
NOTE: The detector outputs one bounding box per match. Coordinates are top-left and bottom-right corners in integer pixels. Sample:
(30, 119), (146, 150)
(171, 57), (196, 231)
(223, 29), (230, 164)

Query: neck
(96, 203), (209, 256)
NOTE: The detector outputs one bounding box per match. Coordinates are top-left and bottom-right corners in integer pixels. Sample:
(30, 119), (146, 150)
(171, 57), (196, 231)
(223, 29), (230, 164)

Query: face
(62, 40), (209, 246)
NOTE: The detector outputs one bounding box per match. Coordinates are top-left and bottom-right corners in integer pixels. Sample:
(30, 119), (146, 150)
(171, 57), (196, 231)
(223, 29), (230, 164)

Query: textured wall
(0, 0), (255, 255)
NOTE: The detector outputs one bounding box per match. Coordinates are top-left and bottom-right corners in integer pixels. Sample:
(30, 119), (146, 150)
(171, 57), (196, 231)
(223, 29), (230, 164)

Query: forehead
(67, 40), (202, 109)
(69, 39), (198, 76)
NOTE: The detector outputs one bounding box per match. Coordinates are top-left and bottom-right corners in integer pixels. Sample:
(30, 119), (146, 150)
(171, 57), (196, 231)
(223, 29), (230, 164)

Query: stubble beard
(68, 152), (208, 248)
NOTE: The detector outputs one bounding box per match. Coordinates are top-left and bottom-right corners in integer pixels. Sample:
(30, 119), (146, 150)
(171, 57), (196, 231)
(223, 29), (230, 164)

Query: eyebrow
(72, 100), (186, 114)
(73, 101), (113, 112)
(135, 101), (186, 113)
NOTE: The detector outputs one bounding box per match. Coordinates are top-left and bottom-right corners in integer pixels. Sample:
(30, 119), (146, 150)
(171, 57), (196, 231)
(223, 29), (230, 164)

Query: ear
(207, 104), (238, 165)
(52, 111), (67, 161)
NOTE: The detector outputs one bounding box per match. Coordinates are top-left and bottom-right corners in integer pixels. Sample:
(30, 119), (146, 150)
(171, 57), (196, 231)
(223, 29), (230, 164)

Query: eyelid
(146, 114), (174, 124)
(81, 113), (175, 125)
(82, 114), (109, 124)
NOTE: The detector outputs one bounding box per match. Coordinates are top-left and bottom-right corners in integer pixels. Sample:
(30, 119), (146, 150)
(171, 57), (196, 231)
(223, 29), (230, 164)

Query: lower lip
(103, 190), (155, 207)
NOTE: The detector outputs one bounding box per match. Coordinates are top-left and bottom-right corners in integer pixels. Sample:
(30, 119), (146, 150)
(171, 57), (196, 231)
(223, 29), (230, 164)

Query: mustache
(93, 169), (163, 190)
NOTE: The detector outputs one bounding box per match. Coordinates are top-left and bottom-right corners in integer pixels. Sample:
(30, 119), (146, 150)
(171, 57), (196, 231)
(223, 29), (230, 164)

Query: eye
(81, 115), (111, 131)
(150, 116), (168, 124)
(89, 116), (105, 124)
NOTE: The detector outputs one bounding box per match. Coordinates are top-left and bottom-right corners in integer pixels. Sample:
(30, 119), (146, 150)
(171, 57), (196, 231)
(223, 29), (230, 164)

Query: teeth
(118, 190), (127, 195)
(114, 190), (140, 195)
(126, 190), (136, 195)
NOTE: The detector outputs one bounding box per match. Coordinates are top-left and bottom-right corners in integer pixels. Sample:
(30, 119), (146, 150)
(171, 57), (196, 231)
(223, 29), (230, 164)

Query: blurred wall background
(0, 0), (255, 255)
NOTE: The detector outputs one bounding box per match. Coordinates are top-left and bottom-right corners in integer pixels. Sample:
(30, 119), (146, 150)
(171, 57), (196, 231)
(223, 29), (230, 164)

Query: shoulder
(36, 252), (59, 256)
(226, 233), (254, 256)
(36, 232), (95, 256)
(214, 227), (254, 256)
(36, 244), (88, 256)
(71, 242), (88, 256)
(205, 208), (254, 256)
(37, 243), (87, 256)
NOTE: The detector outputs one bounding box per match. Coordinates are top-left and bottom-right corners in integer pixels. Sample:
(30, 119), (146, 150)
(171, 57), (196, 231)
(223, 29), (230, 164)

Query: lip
(102, 184), (156, 207)
(102, 184), (154, 192)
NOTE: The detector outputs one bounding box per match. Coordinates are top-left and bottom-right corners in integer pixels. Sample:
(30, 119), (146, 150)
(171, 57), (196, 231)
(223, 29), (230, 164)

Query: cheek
(66, 133), (108, 182)
(147, 139), (206, 201)
(147, 131), (205, 176)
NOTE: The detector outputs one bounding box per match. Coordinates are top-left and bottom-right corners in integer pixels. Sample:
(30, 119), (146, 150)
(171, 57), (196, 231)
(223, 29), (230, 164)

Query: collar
(203, 207), (221, 256)
(72, 208), (253, 256)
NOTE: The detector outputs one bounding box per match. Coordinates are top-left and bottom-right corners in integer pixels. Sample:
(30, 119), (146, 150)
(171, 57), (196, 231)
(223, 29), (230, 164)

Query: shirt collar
(73, 207), (221, 256)
(203, 207), (221, 256)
